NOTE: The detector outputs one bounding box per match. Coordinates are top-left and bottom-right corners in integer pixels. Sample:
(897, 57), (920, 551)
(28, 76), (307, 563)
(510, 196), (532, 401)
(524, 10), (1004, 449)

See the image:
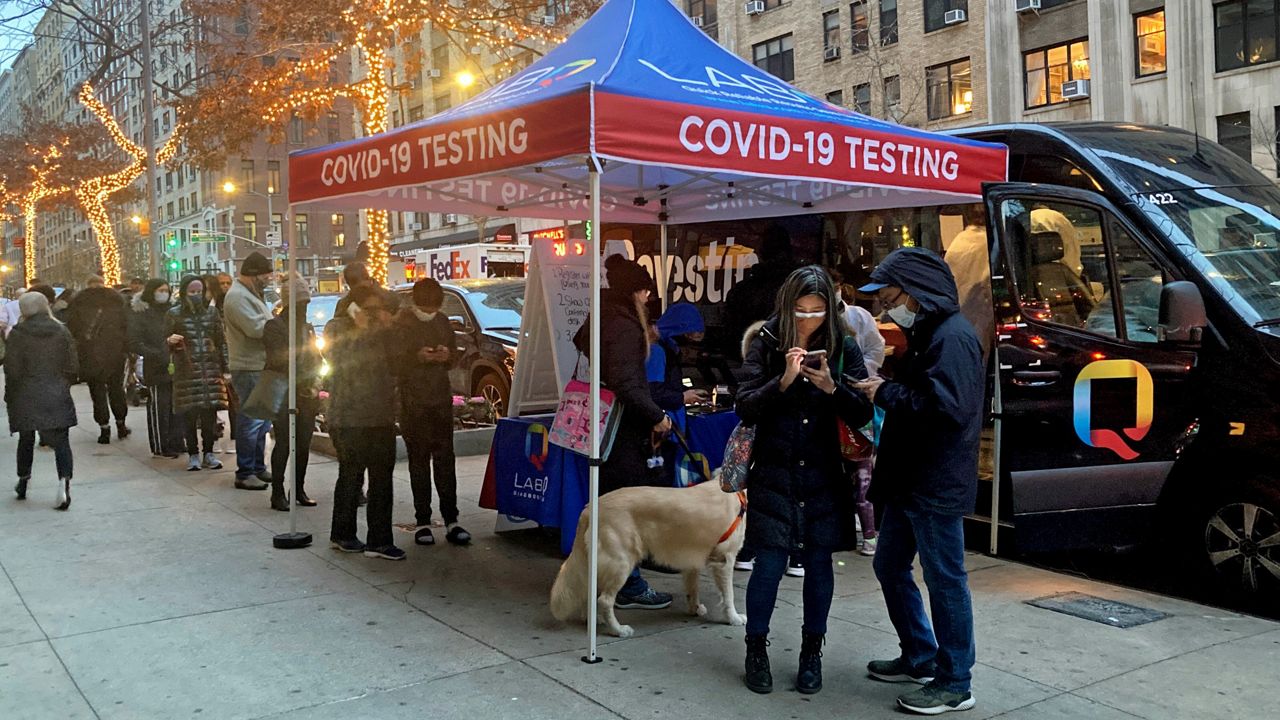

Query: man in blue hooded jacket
(855, 247), (983, 715)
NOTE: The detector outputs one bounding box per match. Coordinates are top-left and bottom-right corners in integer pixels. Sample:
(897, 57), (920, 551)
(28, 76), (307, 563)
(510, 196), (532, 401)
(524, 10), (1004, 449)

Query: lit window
(1214, 0), (1279, 72)
(1135, 9), (1167, 76)
(1024, 38), (1090, 108)
(927, 58), (972, 120)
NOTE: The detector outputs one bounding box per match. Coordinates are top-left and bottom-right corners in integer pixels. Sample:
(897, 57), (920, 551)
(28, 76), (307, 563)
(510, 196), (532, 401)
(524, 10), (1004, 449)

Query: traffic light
(166, 232), (178, 249)
(168, 259), (180, 272)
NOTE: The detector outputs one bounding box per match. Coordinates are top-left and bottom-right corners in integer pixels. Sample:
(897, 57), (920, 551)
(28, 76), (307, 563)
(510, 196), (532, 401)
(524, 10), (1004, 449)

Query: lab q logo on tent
(1072, 360), (1154, 461)
(526, 423), (550, 471)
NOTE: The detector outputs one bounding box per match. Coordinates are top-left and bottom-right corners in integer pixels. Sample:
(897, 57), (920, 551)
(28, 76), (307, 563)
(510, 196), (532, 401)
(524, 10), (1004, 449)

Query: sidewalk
(1, 385), (1275, 720)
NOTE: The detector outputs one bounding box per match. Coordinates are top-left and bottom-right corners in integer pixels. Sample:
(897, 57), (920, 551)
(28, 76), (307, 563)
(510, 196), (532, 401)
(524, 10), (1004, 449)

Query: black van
(946, 122), (1280, 602)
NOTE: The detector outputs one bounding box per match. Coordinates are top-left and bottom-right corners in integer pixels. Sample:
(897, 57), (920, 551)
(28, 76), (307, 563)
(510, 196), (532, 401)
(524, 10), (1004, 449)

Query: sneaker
(414, 527), (436, 546)
(202, 453), (223, 470)
(364, 545), (406, 561)
(234, 477), (269, 491)
(785, 561), (805, 578)
(186, 455), (201, 471)
(860, 537), (878, 556)
(255, 470), (272, 483)
(867, 657), (936, 685)
(330, 538), (366, 553)
(615, 586), (673, 610)
(896, 683), (975, 715)
(734, 559), (755, 571)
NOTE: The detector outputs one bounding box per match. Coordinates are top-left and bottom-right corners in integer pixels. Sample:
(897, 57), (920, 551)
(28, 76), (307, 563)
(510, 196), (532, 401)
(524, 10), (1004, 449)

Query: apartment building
(988, 0), (1280, 179)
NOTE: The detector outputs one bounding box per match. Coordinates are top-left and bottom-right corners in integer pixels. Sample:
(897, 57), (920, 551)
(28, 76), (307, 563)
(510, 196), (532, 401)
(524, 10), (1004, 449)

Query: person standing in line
(325, 285), (402, 560)
(223, 252), (275, 490)
(204, 273), (233, 454)
(7, 292), (78, 509)
(856, 248), (984, 716)
(572, 254), (674, 610)
(167, 276), (228, 472)
(66, 275), (132, 444)
(645, 301), (709, 486)
(263, 273), (321, 511)
(843, 300), (887, 557)
(393, 278), (470, 546)
(735, 266), (872, 696)
(129, 279), (182, 458)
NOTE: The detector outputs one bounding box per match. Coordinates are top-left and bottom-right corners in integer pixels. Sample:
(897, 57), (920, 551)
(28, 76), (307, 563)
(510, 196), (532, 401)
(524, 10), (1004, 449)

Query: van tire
(1195, 480), (1280, 606)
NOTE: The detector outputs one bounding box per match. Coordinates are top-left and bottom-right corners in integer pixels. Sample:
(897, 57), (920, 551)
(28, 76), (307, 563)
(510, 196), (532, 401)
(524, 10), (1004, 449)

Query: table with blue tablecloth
(480, 410), (739, 554)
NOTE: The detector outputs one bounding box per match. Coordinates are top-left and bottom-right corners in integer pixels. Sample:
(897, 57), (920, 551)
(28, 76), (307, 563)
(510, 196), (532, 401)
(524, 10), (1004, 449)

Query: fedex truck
(410, 243), (530, 282)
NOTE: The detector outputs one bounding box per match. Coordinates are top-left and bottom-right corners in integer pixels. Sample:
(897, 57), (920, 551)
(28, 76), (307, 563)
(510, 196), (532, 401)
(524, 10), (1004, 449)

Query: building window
(924, 0), (968, 33)
(289, 115), (304, 144)
(883, 75), (901, 119)
(823, 11), (841, 57)
(295, 214), (309, 248)
(826, 90), (844, 106)
(1214, 0), (1279, 72)
(409, 105), (424, 122)
(853, 83), (872, 114)
(1216, 112), (1253, 162)
(926, 58), (972, 120)
(880, 0), (898, 46)
(239, 159), (254, 193)
(752, 34), (795, 81)
(435, 93), (452, 111)
(851, 1), (870, 53)
(1024, 38), (1090, 108)
(267, 161), (280, 195)
(1135, 9), (1167, 76)
(244, 212), (257, 243)
(327, 112), (340, 143)
(686, 0), (718, 40)
(332, 213), (346, 248)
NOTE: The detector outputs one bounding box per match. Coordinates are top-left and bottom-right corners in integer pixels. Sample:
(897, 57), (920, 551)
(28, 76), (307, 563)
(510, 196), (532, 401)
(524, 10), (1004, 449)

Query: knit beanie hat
(241, 251), (273, 276)
(280, 271), (311, 305)
(18, 291), (51, 319)
(605, 254), (651, 295)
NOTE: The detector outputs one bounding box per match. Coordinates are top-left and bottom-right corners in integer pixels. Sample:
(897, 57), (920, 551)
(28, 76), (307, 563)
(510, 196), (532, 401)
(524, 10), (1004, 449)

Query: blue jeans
(873, 503), (975, 693)
(230, 371), (271, 479)
(746, 546), (834, 637)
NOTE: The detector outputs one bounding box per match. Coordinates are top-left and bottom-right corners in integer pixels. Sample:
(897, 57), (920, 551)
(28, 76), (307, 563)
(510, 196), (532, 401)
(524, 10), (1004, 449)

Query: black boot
(117, 422), (131, 439)
(797, 632), (824, 694)
(270, 482), (289, 511)
(14, 476), (29, 500)
(744, 635), (773, 694)
(98, 426), (111, 444)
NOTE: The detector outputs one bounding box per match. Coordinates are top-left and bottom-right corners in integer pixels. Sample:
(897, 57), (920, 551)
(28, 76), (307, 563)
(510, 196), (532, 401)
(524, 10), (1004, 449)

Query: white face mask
(413, 308), (438, 322)
(793, 310), (827, 320)
(887, 303), (917, 328)
(153, 292), (170, 304)
(346, 303), (362, 319)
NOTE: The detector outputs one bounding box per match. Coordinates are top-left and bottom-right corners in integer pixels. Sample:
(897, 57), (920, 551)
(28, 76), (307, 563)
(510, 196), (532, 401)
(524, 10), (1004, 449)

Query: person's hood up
(862, 247), (960, 316)
(657, 302), (704, 341)
(74, 285), (123, 309)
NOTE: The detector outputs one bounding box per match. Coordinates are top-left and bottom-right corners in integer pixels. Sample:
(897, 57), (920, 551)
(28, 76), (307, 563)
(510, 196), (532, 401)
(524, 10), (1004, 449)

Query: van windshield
(1135, 184), (1280, 326)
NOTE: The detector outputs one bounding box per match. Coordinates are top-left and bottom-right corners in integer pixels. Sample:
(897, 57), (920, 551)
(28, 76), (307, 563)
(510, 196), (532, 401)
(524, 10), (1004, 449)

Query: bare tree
(842, 5), (927, 127)
(1253, 114), (1280, 178)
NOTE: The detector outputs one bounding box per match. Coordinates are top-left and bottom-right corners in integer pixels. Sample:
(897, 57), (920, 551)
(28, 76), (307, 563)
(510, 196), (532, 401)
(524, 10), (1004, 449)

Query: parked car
(394, 277), (523, 418)
(304, 293), (343, 351)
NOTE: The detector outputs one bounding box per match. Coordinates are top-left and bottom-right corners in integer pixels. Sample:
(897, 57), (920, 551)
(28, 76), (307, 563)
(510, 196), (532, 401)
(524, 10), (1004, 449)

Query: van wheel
(1200, 491), (1280, 601)
(474, 372), (509, 420)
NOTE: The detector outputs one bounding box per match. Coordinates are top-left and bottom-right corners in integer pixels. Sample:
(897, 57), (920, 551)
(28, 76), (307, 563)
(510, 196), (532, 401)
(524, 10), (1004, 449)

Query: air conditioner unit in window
(543, 15), (555, 26)
(1014, 0), (1041, 13)
(470, 46), (482, 55)
(692, 16), (704, 27)
(944, 9), (967, 25)
(427, 68), (441, 78)
(824, 46), (840, 60)
(744, 0), (765, 16)
(1061, 79), (1091, 100)
(443, 213), (459, 225)
(407, 222), (422, 232)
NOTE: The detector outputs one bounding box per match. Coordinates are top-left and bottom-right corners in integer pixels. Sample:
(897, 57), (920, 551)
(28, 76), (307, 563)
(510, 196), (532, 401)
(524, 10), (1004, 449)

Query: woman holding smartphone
(735, 265), (873, 696)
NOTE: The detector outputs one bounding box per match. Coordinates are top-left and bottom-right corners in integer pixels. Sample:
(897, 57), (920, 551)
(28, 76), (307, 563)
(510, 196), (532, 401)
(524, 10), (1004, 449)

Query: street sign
(265, 230), (282, 246)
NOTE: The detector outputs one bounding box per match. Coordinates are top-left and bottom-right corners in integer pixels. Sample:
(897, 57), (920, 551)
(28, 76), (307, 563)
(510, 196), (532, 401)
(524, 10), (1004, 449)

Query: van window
(1107, 224), (1166, 342)
(1013, 154), (1100, 192)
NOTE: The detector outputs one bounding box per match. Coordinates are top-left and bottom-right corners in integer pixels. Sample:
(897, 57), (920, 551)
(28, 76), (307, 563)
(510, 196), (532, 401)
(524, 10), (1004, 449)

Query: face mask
(413, 308), (438, 322)
(794, 311), (826, 320)
(154, 292), (170, 304)
(887, 303), (917, 328)
(187, 293), (206, 306)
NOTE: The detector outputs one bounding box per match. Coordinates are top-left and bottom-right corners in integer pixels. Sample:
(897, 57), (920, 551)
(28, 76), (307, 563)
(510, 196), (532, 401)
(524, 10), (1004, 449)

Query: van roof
(951, 122), (1273, 195)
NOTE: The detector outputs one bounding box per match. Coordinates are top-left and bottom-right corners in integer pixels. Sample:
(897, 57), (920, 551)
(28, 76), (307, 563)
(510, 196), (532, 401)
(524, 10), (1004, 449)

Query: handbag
(719, 422), (756, 493)
(548, 378), (624, 459)
(834, 338), (875, 462)
(241, 370), (288, 420)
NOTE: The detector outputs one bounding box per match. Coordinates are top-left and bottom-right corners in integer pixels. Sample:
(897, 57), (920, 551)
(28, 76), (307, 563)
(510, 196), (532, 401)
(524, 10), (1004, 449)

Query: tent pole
(659, 222), (668, 312)
(584, 163), (603, 664)
(273, 203), (311, 550)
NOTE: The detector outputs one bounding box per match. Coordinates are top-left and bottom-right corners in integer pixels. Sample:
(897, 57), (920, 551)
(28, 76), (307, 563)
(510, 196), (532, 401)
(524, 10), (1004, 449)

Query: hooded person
(167, 275), (229, 471)
(855, 247), (983, 715)
(129, 278), (184, 458)
(6, 291), (78, 509)
(68, 275), (132, 443)
(263, 272), (322, 511)
(571, 253), (674, 610)
(645, 302), (707, 433)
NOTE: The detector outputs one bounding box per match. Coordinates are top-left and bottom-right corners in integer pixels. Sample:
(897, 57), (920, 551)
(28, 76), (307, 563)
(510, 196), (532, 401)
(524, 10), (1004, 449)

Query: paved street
(1, 384), (1276, 720)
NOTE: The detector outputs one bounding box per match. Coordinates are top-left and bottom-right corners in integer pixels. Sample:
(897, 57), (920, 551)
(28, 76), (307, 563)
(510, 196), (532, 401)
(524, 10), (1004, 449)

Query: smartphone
(802, 349), (827, 369)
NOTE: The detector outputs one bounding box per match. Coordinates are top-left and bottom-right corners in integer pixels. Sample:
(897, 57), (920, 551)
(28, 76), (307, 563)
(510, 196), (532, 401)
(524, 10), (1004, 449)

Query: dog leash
(665, 414), (713, 486)
(664, 413), (745, 543)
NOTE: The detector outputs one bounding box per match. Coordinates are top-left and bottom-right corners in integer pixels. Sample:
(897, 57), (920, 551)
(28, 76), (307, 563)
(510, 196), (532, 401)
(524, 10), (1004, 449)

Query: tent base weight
(580, 655), (603, 665)
(273, 532), (313, 549)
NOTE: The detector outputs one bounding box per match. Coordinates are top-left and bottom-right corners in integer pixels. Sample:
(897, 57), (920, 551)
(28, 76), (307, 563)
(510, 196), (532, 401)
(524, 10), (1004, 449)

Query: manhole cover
(1026, 592), (1169, 628)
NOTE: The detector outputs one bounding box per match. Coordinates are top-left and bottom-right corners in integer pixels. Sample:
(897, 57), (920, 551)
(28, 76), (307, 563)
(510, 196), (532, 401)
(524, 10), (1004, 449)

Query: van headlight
(315, 335), (326, 352)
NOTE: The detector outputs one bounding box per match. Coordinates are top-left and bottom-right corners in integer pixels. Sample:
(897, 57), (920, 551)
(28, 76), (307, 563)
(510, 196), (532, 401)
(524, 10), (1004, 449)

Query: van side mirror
(1157, 281), (1207, 344)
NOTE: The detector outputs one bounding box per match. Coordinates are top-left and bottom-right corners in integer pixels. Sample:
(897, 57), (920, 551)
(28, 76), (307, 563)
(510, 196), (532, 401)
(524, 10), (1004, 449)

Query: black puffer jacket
(66, 286), (129, 380)
(392, 307), (459, 414)
(736, 319), (872, 552)
(867, 248), (984, 516)
(128, 291), (174, 386)
(572, 289), (666, 493)
(167, 299), (229, 412)
(5, 314), (79, 433)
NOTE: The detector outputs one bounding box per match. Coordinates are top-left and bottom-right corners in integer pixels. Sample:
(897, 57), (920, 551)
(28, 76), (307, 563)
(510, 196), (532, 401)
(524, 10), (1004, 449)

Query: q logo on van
(1072, 360), (1154, 461)
(526, 423), (549, 472)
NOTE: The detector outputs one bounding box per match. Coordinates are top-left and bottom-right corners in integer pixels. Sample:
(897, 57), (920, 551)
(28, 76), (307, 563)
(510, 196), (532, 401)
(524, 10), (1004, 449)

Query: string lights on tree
(74, 83), (182, 286)
(15, 143), (72, 286)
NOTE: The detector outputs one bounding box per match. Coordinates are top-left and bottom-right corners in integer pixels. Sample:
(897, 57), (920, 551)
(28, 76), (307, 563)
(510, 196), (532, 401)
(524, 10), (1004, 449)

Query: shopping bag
(838, 418), (874, 461)
(548, 379), (624, 459)
(241, 370), (288, 420)
(718, 422), (755, 493)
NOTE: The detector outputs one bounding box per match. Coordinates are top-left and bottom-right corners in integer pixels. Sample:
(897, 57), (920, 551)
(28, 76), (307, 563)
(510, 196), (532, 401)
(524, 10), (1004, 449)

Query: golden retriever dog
(549, 477), (747, 638)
